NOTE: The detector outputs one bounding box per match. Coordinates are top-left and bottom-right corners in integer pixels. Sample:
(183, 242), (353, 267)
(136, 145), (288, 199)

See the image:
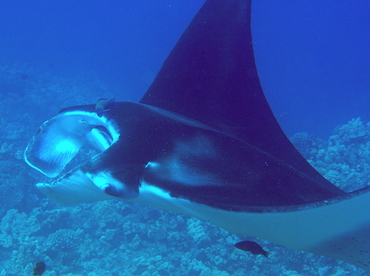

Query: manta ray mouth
(24, 110), (120, 179)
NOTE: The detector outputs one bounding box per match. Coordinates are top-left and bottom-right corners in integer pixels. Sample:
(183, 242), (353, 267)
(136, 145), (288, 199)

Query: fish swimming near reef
(234, 241), (270, 258)
(24, 0), (370, 273)
(33, 261), (46, 276)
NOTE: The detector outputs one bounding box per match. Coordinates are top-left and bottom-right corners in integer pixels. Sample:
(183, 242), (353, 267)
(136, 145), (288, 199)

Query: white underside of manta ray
(24, 0), (370, 272)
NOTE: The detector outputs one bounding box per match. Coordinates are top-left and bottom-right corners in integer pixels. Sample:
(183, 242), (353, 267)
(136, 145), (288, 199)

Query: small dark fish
(95, 97), (116, 117)
(33, 261), (46, 276)
(234, 241), (270, 258)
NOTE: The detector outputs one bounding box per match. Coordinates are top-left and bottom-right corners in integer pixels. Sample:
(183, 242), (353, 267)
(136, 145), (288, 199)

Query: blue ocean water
(0, 0), (204, 103)
(253, 0), (370, 139)
(0, 0), (370, 275)
(1, 0), (369, 138)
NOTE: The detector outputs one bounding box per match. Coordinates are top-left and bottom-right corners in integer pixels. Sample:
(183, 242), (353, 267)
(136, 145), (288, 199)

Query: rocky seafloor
(0, 64), (369, 275)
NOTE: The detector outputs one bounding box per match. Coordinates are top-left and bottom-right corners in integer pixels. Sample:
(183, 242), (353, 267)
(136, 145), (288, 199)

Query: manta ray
(24, 0), (370, 272)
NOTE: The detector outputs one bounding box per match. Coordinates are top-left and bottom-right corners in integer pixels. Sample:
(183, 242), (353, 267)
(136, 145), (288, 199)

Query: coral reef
(293, 117), (370, 191)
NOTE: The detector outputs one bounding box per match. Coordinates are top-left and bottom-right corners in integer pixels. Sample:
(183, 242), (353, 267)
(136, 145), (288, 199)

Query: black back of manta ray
(140, 0), (344, 201)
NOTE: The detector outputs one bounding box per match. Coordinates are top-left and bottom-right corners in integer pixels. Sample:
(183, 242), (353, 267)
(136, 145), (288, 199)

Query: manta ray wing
(139, 0), (370, 271)
(140, 0), (343, 197)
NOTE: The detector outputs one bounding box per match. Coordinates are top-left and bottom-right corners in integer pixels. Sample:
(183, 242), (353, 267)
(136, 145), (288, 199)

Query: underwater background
(0, 0), (370, 275)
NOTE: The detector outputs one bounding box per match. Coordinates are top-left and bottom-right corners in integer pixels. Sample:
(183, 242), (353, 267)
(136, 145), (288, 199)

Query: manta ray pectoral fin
(186, 187), (370, 273)
(304, 188), (370, 272)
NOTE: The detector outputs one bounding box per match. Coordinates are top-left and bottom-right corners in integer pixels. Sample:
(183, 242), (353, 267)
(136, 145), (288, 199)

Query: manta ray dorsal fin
(140, 0), (344, 197)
